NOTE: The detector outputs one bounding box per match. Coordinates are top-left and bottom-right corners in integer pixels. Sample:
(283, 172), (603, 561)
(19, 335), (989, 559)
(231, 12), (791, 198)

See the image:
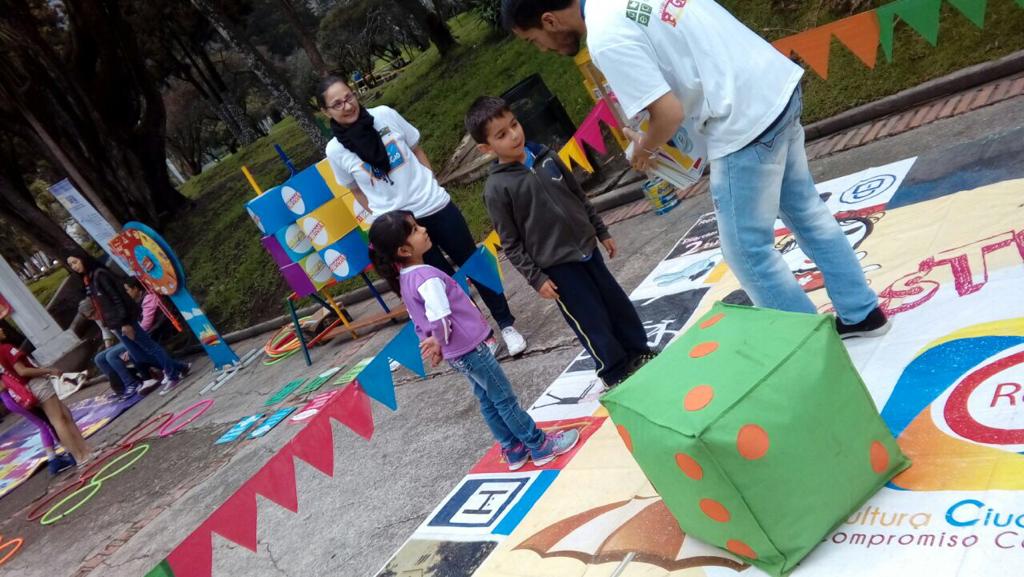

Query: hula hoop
(40, 482), (101, 525)
(120, 413), (174, 447)
(0, 537), (23, 565)
(91, 444), (150, 484)
(77, 444), (134, 481)
(26, 479), (85, 521)
(158, 399), (215, 437)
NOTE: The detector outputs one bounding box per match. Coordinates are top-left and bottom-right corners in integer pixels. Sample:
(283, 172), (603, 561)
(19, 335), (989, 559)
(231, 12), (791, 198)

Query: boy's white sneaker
(501, 326), (527, 357)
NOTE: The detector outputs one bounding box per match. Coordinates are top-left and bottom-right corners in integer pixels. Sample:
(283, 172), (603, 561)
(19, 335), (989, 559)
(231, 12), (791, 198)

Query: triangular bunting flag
(322, 382), (375, 440)
(145, 560), (176, 577)
(947, 0), (987, 27)
(878, 0), (942, 62)
(286, 415), (336, 476)
(452, 268), (471, 297)
(558, 138), (595, 173)
(458, 247), (505, 296)
(482, 230), (502, 260)
(356, 354), (398, 410)
(773, 26), (834, 79)
(830, 10), (881, 70)
(247, 451), (300, 512)
(383, 323), (427, 377)
(204, 486), (260, 552)
(575, 115), (609, 156)
(592, 99), (620, 129)
(167, 530), (214, 577)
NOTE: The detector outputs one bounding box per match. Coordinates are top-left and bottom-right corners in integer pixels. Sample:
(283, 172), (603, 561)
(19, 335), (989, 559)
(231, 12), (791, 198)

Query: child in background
(0, 391), (75, 475)
(368, 210), (579, 469)
(467, 96), (653, 388)
(0, 320), (92, 468)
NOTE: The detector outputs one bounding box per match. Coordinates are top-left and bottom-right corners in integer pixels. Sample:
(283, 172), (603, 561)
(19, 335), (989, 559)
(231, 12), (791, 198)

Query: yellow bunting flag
(482, 230), (504, 282)
(558, 138), (595, 174)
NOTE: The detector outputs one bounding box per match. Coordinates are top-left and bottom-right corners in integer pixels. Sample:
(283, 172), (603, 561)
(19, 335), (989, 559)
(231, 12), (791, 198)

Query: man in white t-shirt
(503, 0), (890, 338)
(317, 76), (528, 355)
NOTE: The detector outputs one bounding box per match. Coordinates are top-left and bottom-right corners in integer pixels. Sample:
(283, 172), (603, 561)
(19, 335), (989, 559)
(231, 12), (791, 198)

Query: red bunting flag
(164, 382), (374, 577)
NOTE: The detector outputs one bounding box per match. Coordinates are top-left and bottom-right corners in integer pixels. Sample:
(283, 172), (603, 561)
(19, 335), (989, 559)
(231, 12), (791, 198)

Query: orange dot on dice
(727, 539), (758, 559)
(700, 498), (731, 523)
(700, 313), (725, 329)
(684, 385), (714, 411)
(617, 425), (633, 453)
(870, 440), (890, 474)
(737, 424), (769, 460)
(675, 453), (703, 480)
(690, 341), (719, 358)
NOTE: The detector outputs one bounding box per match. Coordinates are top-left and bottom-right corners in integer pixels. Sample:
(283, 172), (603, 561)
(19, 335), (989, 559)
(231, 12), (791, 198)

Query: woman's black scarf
(330, 106), (393, 184)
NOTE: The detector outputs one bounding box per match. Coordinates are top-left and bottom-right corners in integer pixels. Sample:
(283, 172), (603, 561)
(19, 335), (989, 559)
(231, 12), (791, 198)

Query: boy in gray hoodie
(467, 96), (652, 387)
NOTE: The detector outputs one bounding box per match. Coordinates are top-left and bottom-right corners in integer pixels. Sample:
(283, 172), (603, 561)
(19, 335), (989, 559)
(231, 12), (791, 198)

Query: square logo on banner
(414, 471), (558, 542)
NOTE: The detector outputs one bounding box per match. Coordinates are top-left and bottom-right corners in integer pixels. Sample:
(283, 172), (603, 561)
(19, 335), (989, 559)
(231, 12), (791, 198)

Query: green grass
(371, 12), (593, 163)
(28, 268), (68, 306)
(723, 0), (1024, 122)
(168, 5), (1024, 331)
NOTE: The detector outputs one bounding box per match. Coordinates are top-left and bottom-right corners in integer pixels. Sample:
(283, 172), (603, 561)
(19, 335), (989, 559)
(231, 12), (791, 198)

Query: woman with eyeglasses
(317, 75), (529, 357)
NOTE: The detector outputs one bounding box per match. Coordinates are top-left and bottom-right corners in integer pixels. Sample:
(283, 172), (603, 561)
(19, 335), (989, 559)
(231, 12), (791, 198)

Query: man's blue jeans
(114, 322), (181, 383)
(95, 343), (139, 392)
(710, 86), (878, 324)
(449, 344), (544, 450)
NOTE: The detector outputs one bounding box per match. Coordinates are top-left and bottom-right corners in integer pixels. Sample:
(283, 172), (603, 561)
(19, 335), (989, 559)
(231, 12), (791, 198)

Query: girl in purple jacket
(369, 211), (578, 470)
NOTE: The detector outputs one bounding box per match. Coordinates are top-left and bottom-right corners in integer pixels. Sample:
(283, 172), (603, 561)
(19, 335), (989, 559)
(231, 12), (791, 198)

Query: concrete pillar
(0, 254), (81, 366)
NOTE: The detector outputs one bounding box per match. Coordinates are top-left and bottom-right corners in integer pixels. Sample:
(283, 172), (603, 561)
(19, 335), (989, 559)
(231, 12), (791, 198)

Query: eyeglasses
(327, 94), (357, 111)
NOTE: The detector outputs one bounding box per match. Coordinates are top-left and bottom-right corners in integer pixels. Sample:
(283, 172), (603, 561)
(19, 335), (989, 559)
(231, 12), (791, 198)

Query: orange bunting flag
(772, 10), (881, 79)
(558, 137), (595, 173)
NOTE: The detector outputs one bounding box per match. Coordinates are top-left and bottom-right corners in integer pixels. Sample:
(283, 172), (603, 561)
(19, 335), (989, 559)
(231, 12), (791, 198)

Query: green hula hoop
(40, 483), (101, 526)
(91, 444), (151, 484)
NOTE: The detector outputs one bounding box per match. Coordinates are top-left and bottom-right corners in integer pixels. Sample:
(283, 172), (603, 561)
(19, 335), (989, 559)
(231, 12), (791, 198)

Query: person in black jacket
(467, 96), (653, 388)
(64, 252), (184, 395)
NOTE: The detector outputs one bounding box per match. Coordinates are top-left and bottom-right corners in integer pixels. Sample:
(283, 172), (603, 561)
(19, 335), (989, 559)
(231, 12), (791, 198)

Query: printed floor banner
(379, 128), (1024, 576)
(0, 395), (140, 499)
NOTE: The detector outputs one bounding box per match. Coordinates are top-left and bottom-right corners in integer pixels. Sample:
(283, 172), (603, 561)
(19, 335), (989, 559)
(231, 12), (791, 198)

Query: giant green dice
(601, 302), (909, 576)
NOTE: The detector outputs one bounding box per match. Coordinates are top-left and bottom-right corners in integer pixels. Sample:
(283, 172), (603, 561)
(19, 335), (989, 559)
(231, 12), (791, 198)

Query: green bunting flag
(145, 560), (175, 577)
(877, 0), (989, 62)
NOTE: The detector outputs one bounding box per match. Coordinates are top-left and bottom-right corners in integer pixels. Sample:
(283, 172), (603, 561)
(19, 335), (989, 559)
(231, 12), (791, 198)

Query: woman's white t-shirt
(585, 0), (804, 159)
(324, 106), (450, 219)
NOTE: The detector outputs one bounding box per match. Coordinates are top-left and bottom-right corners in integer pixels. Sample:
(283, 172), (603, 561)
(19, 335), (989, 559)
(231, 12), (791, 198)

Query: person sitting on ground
(369, 211), (580, 470)
(93, 277), (189, 399)
(0, 320), (92, 468)
(467, 96), (654, 388)
(64, 252), (185, 397)
(78, 298), (117, 349)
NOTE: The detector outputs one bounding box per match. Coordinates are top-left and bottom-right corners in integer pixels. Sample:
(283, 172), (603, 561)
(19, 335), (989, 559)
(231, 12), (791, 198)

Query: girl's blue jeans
(449, 343), (544, 450)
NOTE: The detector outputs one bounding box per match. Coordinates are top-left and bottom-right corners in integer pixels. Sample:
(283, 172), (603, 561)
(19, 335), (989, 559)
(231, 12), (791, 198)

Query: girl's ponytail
(369, 243), (402, 297)
(367, 210), (417, 298)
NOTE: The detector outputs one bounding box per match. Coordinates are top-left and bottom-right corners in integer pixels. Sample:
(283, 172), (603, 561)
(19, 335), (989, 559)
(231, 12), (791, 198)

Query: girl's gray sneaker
(530, 428), (581, 466)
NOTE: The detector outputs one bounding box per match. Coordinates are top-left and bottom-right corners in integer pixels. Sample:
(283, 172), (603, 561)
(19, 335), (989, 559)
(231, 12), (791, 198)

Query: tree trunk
(278, 0), (330, 76)
(190, 0), (327, 148)
(0, 170), (81, 256)
(0, 0), (189, 226)
(394, 0), (457, 55)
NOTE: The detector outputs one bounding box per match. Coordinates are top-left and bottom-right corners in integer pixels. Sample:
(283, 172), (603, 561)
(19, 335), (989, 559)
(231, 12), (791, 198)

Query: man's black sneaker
(835, 307), (891, 339)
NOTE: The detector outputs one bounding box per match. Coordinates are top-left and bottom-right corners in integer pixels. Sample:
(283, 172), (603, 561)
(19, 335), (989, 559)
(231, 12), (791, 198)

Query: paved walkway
(0, 80), (1020, 577)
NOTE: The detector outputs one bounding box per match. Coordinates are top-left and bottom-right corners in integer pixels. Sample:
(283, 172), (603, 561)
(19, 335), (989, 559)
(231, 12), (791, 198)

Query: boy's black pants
(544, 249), (650, 384)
